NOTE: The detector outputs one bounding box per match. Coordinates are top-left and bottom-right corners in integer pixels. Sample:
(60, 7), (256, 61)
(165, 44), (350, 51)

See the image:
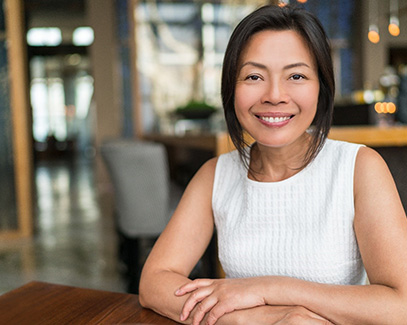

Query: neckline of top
(241, 140), (330, 186)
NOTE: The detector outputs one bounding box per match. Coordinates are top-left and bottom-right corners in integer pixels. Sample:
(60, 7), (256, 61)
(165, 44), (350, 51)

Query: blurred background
(1, 0), (407, 294)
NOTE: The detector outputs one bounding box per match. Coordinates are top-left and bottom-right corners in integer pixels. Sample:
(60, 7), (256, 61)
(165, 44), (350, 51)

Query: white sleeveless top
(212, 139), (367, 285)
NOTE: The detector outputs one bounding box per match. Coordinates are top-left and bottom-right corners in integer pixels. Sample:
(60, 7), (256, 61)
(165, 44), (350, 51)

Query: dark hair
(221, 4), (334, 170)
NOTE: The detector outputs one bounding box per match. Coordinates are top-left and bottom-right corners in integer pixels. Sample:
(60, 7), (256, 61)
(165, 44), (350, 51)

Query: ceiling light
(27, 28), (62, 46)
(73, 27), (94, 46)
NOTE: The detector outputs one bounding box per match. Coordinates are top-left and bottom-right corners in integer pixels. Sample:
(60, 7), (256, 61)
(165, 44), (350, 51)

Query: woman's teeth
(259, 116), (291, 123)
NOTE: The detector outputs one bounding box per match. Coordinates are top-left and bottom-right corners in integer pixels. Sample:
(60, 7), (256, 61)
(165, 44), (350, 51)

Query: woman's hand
(203, 305), (333, 325)
(270, 306), (334, 325)
(175, 277), (268, 325)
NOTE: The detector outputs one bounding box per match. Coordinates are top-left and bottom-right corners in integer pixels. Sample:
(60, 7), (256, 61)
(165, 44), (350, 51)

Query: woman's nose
(261, 80), (289, 105)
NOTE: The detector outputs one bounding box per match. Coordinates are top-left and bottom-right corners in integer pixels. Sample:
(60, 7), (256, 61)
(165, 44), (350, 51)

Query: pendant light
(368, 0), (380, 43)
(389, 0), (400, 36)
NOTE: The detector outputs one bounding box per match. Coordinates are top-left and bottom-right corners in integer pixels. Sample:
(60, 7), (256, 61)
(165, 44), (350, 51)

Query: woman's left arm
(177, 147), (407, 325)
(277, 147), (407, 324)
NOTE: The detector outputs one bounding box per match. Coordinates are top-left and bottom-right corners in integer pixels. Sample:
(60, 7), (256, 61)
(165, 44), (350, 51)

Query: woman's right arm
(217, 306), (332, 325)
(139, 157), (218, 323)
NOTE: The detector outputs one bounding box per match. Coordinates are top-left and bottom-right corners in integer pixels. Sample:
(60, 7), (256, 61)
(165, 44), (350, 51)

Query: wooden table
(0, 281), (179, 324)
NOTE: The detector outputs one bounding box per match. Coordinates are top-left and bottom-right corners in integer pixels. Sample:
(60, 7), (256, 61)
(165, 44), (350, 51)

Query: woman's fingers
(204, 302), (234, 325)
(194, 298), (235, 325)
(179, 285), (214, 321)
(175, 278), (214, 296)
(190, 297), (219, 325)
(273, 307), (334, 325)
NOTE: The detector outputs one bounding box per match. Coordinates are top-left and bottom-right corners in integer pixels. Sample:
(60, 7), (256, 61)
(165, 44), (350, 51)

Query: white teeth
(260, 116), (291, 123)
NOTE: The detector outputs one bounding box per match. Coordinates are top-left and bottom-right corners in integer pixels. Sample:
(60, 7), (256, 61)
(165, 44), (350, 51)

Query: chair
(100, 139), (183, 293)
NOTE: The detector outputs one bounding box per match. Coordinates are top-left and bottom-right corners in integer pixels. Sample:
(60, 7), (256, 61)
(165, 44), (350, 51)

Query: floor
(0, 158), (127, 295)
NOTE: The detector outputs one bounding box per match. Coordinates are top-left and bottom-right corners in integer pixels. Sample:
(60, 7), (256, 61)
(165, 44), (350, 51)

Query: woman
(139, 5), (407, 324)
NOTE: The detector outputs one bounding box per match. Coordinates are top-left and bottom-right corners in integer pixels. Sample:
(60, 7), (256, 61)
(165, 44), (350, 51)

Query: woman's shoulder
(320, 139), (363, 163)
(324, 139), (365, 152)
(218, 148), (241, 160)
(354, 146), (389, 177)
(313, 139), (364, 168)
(179, 157), (218, 211)
(194, 149), (241, 184)
(192, 157), (218, 184)
(218, 149), (246, 167)
(200, 156), (218, 174)
(353, 145), (395, 206)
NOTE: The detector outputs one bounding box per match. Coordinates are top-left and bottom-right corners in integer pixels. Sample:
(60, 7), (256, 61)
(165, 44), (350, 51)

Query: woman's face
(234, 29), (320, 150)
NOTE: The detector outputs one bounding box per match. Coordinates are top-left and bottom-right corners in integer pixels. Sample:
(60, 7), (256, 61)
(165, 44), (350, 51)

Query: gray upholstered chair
(100, 139), (182, 293)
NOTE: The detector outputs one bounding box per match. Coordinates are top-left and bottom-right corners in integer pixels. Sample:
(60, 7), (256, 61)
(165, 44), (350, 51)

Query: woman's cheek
(234, 86), (257, 113)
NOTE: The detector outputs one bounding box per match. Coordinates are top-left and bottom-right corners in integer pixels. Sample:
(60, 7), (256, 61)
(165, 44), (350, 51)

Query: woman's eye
(290, 74), (305, 81)
(246, 75), (261, 81)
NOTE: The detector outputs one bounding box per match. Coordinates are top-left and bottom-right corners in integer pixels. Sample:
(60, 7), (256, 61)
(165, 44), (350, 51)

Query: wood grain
(0, 282), (178, 324)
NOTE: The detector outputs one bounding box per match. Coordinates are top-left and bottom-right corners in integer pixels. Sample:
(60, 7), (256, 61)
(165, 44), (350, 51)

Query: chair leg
(118, 234), (160, 294)
(126, 237), (141, 294)
(118, 233), (141, 294)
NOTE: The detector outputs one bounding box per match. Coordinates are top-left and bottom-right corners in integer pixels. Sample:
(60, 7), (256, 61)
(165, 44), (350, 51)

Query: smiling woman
(234, 30), (319, 169)
(221, 4), (334, 172)
(139, 5), (407, 325)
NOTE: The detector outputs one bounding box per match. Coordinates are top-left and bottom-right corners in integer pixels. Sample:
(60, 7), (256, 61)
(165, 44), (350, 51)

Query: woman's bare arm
(279, 147), (407, 324)
(138, 158), (217, 322)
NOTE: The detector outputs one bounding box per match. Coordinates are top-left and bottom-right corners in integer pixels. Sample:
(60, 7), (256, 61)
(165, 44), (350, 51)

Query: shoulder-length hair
(221, 4), (334, 169)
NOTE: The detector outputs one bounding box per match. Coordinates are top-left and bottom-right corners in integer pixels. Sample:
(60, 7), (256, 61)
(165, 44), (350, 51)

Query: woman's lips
(255, 114), (294, 126)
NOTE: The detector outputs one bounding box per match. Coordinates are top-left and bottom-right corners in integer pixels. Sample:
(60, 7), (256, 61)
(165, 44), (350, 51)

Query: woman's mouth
(258, 115), (292, 123)
(255, 113), (295, 127)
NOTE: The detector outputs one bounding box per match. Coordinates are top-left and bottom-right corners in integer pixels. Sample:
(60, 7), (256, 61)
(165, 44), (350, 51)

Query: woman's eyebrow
(240, 61), (267, 70)
(284, 62), (311, 70)
(240, 61), (311, 70)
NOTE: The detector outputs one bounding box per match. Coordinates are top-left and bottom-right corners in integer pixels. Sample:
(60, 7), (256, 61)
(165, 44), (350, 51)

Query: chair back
(100, 139), (170, 237)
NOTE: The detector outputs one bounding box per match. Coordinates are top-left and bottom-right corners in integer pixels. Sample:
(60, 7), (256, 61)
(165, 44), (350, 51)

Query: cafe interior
(1, 0), (407, 296)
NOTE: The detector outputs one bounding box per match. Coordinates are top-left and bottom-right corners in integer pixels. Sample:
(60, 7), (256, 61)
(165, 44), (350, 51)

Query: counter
(145, 126), (407, 156)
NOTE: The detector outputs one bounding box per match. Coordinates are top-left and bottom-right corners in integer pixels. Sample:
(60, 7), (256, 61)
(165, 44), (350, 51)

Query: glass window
(135, 1), (260, 132)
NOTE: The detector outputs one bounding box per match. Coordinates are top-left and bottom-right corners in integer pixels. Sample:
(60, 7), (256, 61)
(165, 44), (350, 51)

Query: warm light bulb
(297, 0), (307, 3)
(375, 102), (383, 113)
(389, 16), (400, 36)
(388, 102), (397, 113)
(368, 24), (380, 43)
(389, 24), (400, 36)
(368, 30), (380, 43)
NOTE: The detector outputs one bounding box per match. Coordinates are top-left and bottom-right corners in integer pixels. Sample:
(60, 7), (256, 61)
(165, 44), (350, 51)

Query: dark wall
(0, 0), (18, 230)
(375, 147), (407, 213)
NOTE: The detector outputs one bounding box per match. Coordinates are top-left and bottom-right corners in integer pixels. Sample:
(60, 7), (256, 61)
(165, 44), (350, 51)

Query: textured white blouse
(212, 139), (367, 285)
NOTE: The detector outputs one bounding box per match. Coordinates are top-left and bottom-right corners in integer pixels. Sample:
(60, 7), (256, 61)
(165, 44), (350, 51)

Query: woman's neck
(249, 133), (312, 182)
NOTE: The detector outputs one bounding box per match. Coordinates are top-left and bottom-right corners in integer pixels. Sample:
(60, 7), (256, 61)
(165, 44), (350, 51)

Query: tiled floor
(0, 158), (126, 295)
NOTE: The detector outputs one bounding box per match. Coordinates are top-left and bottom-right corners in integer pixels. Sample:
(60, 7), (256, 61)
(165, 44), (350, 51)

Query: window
(135, 1), (256, 131)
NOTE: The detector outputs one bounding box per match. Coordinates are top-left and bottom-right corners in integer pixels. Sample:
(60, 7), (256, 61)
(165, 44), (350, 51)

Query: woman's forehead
(238, 29), (317, 70)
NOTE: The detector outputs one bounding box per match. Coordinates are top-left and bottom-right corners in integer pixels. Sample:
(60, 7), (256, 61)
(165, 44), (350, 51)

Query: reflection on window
(73, 27), (94, 46)
(135, 1), (255, 127)
(31, 78), (66, 142)
(30, 56), (94, 153)
(48, 78), (67, 141)
(31, 79), (49, 142)
(75, 76), (94, 119)
(27, 27), (62, 47)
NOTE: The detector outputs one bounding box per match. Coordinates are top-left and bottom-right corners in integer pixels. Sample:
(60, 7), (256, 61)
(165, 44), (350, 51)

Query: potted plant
(175, 100), (217, 119)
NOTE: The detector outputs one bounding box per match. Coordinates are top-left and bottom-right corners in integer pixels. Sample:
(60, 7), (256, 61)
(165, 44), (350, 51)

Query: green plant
(175, 101), (217, 119)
